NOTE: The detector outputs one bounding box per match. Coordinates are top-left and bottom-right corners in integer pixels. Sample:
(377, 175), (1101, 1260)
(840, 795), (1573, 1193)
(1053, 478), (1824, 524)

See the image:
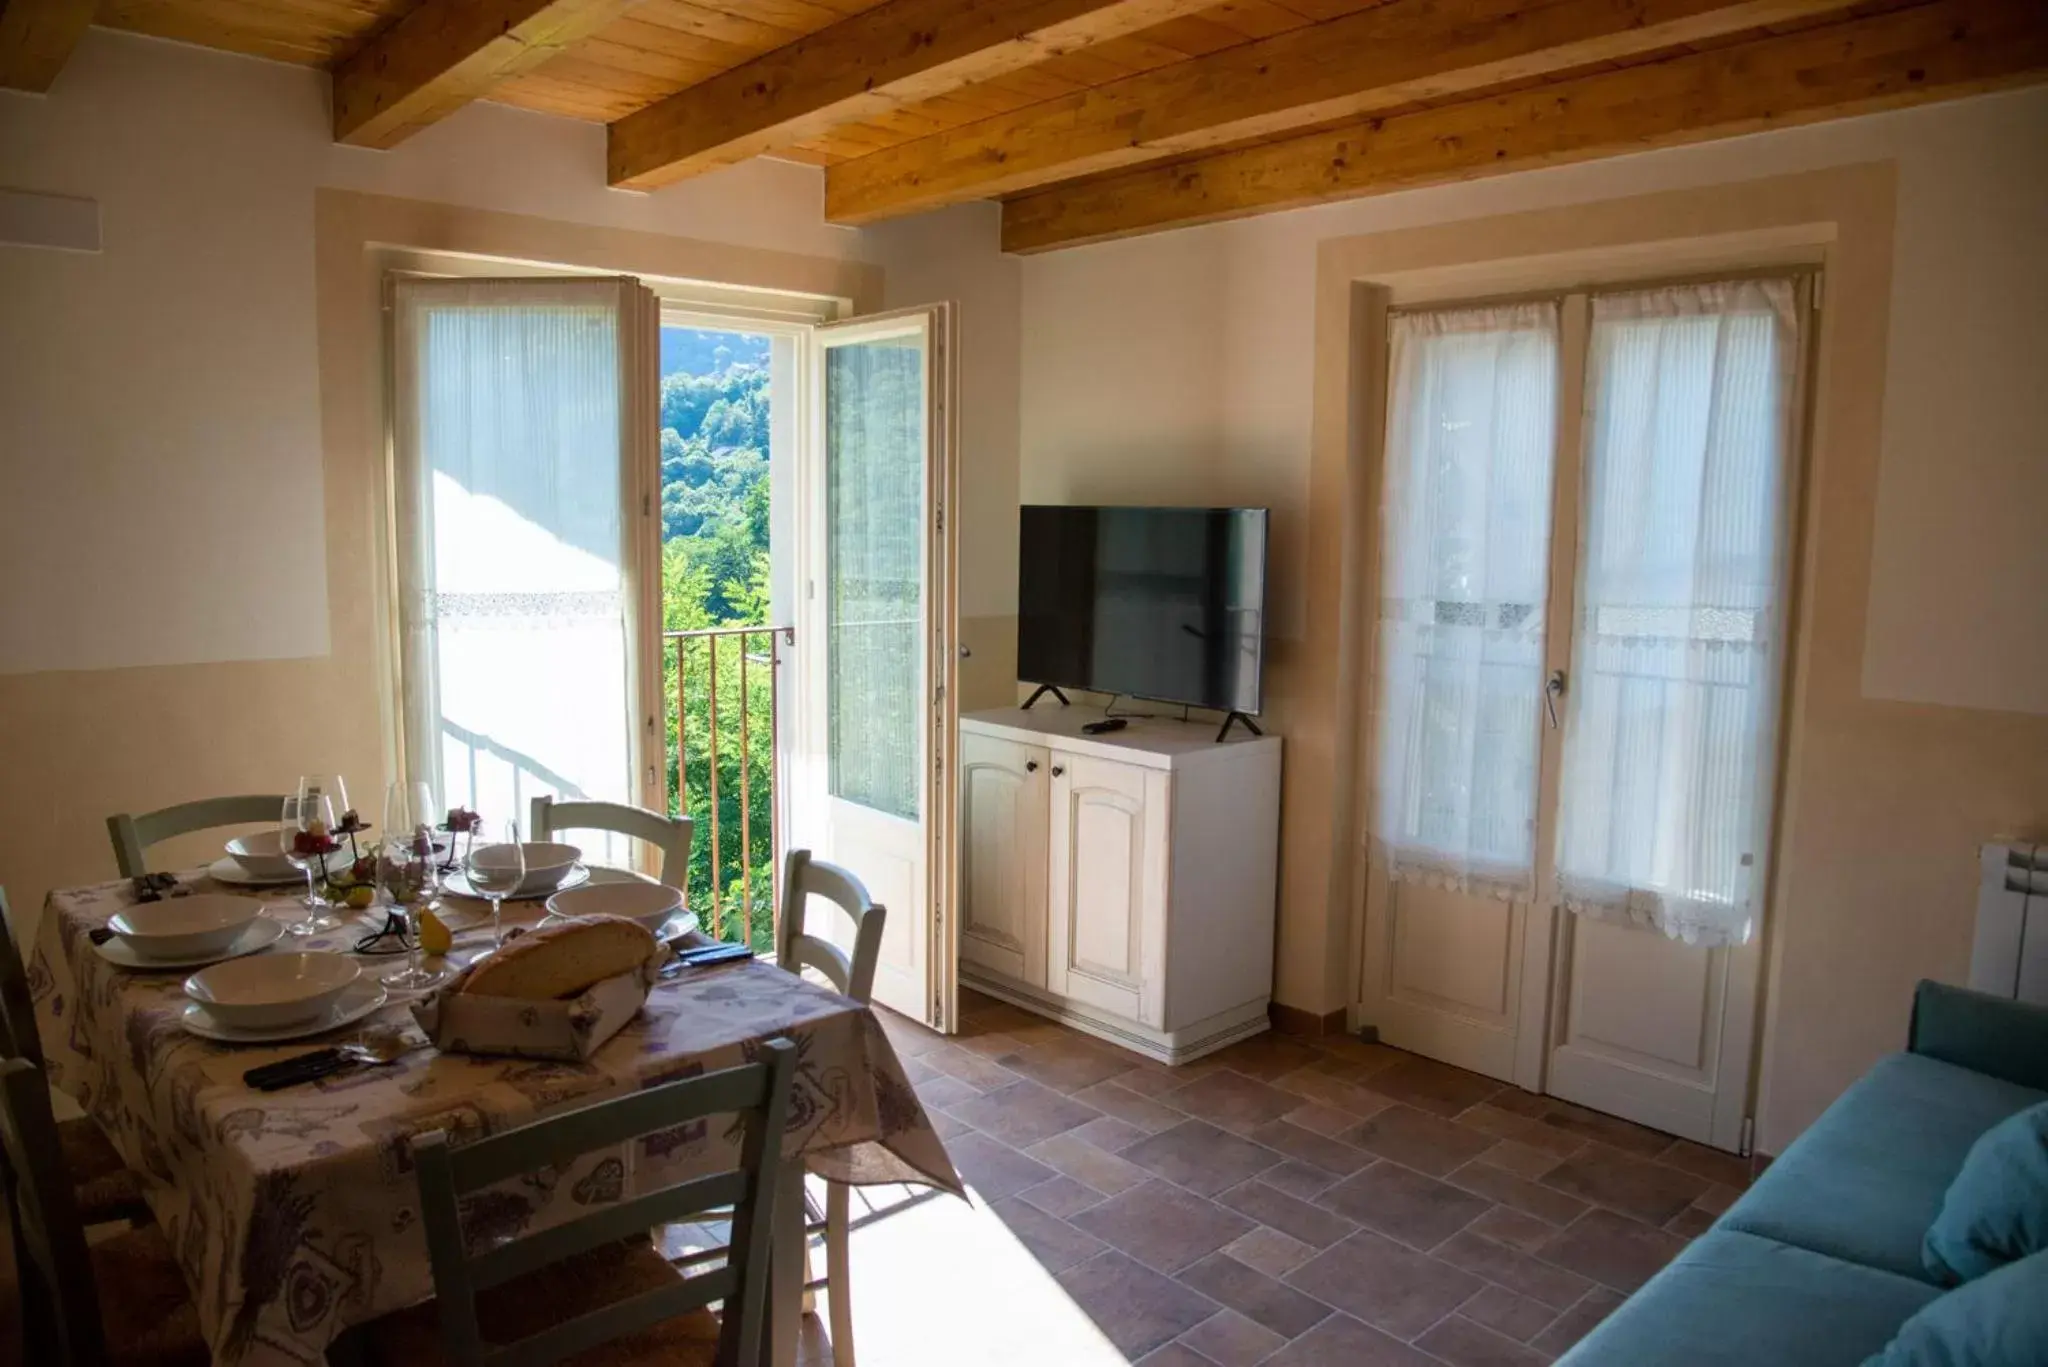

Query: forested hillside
(659, 329), (774, 949)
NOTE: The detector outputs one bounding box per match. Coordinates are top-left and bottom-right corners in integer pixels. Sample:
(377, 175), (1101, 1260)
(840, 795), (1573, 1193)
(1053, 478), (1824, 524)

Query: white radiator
(1971, 843), (2048, 1004)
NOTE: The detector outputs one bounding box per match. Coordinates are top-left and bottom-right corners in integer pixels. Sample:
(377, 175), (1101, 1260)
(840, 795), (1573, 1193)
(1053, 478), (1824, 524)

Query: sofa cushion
(1922, 1102), (2048, 1285)
(1863, 1249), (2048, 1367)
(1557, 1229), (1940, 1367)
(1722, 1053), (2047, 1283)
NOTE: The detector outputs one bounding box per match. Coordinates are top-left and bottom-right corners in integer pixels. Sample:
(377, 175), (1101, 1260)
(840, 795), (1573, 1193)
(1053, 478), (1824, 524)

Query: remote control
(1082, 718), (1129, 735)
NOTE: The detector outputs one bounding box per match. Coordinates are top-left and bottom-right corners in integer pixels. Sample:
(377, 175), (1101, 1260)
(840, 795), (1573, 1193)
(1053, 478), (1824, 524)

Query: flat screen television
(1017, 505), (1268, 716)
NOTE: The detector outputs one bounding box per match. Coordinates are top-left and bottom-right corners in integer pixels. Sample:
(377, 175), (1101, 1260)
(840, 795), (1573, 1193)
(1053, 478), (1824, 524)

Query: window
(1370, 277), (1805, 946)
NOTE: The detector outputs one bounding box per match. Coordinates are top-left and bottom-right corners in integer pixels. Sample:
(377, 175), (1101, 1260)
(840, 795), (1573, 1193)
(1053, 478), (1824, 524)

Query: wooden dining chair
(367, 1038), (796, 1367)
(776, 849), (887, 1367)
(530, 796), (694, 891)
(0, 888), (150, 1228)
(0, 1057), (209, 1367)
(105, 793), (288, 878)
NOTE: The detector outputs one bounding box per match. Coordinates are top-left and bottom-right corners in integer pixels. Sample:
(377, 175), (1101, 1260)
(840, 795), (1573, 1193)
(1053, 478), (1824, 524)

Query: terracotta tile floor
(807, 988), (1759, 1366)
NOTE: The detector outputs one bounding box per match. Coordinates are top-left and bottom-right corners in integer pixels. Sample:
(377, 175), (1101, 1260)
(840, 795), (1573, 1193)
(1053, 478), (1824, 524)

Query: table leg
(768, 1164), (805, 1367)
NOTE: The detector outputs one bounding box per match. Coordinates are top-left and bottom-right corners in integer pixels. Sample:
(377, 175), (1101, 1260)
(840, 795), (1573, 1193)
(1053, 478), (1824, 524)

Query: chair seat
(60, 1114), (152, 1225)
(90, 1224), (212, 1367)
(367, 1239), (725, 1367)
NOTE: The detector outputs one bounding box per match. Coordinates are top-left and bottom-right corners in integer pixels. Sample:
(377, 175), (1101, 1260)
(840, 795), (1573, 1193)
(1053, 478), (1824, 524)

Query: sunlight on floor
(831, 1181), (1130, 1367)
(662, 1178), (1132, 1365)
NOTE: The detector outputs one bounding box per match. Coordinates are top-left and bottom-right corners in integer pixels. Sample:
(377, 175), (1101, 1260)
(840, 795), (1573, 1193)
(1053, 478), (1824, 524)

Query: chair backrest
(0, 888), (45, 1066)
(0, 1056), (111, 1367)
(775, 850), (887, 1006)
(415, 1038), (796, 1367)
(529, 796), (694, 891)
(106, 793), (289, 878)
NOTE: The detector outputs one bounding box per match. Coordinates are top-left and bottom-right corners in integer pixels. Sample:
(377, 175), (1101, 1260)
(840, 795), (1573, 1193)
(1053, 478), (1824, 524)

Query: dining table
(30, 869), (963, 1367)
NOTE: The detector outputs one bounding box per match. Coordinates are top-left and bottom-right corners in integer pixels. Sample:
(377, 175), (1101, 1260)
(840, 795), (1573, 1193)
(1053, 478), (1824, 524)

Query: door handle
(1051, 765), (1065, 777)
(1025, 760), (1039, 773)
(1545, 669), (1567, 729)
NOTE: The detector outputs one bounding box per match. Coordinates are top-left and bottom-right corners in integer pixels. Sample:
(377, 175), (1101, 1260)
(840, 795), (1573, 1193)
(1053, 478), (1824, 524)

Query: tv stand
(1021, 683), (1070, 710)
(1214, 711), (1262, 743)
(956, 706), (1283, 1064)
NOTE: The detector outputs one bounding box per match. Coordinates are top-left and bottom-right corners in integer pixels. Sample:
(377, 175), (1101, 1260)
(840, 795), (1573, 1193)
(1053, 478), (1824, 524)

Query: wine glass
(378, 833), (448, 990)
(382, 780), (437, 854)
(464, 817), (525, 948)
(281, 777), (344, 936)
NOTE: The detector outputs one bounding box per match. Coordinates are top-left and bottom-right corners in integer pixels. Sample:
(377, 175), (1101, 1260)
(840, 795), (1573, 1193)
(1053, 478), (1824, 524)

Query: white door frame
(1351, 275), (1814, 1151)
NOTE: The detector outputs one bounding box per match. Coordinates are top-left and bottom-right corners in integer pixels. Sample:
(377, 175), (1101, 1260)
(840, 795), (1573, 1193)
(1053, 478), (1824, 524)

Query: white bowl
(545, 880), (683, 933)
(184, 952), (361, 1030)
(224, 830), (300, 880)
(110, 894), (262, 961)
(470, 842), (582, 896)
(225, 831), (354, 880)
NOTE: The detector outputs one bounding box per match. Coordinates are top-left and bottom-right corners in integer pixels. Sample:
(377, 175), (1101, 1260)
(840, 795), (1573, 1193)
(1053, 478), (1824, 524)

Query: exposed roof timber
(606, 0), (1214, 191)
(825, 0), (1867, 224)
(334, 0), (639, 149)
(1000, 0), (2048, 252)
(0, 0), (94, 92)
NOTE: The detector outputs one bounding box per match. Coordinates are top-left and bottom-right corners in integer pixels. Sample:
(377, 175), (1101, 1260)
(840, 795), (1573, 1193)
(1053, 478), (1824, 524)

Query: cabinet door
(1048, 752), (1168, 1027)
(959, 732), (1050, 987)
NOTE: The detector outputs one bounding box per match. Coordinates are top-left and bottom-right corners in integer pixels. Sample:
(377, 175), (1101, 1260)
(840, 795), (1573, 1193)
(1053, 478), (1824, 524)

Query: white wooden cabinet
(958, 730), (1049, 987)
(957, 708), (1282, 1064)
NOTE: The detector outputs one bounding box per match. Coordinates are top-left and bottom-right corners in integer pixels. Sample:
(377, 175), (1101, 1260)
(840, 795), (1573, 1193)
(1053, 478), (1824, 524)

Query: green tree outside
(660, 331), (777, 951)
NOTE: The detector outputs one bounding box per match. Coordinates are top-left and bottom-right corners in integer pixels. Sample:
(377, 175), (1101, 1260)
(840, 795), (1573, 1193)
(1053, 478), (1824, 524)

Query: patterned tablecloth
(31, 873), (961, 1367)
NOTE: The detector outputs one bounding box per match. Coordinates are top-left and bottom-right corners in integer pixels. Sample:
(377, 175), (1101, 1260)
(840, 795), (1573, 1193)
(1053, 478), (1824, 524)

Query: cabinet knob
(1025, 760), (1039, 772)
(1051, 765), (1065, 777)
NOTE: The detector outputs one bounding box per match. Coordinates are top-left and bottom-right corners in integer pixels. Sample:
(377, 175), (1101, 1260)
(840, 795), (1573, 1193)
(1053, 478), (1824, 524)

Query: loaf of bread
(458, 915), (659, 1000)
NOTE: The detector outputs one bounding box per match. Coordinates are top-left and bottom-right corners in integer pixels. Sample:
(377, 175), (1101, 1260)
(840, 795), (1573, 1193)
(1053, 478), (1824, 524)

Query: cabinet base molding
(961, 969), (1270, 1066)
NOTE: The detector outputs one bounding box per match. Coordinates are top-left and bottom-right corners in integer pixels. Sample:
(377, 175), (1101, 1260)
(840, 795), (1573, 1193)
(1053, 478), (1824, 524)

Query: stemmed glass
(464, 818), (525, 948)
(378, 832), (449, 990)
(281, 776), (344, 936)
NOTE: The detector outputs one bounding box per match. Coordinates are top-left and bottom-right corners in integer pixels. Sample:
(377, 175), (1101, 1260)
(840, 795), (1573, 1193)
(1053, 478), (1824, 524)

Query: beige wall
(1014, 88), (2048, 1148)
(0, 31), (879, 943)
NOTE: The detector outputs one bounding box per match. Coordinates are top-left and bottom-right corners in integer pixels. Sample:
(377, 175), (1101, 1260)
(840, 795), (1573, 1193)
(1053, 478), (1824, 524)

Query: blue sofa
(1562, 981), (2048, 1366)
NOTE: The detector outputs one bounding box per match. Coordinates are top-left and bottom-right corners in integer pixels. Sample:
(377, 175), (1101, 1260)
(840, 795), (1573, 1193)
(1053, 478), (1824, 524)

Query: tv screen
(1018, 505), (1267, 715)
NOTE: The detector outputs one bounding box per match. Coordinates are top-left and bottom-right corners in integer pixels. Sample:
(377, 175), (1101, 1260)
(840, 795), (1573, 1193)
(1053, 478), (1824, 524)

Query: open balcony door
(790, 305), (959, 1031)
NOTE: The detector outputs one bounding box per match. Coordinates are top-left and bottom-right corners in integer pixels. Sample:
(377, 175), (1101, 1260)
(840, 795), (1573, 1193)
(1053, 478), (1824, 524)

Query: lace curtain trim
(1378, 842), (1532, 904)
(1556, 874), (1754, 948)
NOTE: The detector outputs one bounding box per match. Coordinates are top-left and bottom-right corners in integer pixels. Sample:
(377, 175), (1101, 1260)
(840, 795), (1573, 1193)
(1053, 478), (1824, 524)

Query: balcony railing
(663, 624), (791, 953)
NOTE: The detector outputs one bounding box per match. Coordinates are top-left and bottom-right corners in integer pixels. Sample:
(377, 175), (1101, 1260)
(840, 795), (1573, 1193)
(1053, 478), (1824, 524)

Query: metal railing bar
(708, 636), (722, 941)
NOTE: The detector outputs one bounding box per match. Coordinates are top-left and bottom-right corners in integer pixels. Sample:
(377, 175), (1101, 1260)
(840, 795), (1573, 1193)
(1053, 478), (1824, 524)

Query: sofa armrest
(1908, 979), (2048, 1091)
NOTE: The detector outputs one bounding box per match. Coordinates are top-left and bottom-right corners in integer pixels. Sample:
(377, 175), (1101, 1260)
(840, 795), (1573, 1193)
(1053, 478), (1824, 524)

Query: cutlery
(242, 1027), (417, 1091)
(658, 941), (754, 979)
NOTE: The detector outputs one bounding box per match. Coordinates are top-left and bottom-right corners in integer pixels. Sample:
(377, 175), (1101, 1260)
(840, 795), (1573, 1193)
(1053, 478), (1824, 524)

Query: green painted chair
(0, 1056), (209, 1367)
(0, 887), (151, 1227)
(776, 849), (887, 1367)
(369, 1037), (797, 1367)
(105, 793), (288, 879)
(530, 796), (694, 891)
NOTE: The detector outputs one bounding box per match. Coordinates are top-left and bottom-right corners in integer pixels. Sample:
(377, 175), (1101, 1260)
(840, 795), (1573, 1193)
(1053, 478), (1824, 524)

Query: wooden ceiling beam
(0, 0), (95, 92)
(826, 0), (1864, 224)
(334, 0), (639, 149)
(607, 0), (1213, 192)
(1001, 0), (2048, 252)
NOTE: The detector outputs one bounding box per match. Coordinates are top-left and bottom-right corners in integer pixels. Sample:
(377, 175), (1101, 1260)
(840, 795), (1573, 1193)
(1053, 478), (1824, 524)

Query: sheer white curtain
(1371, 303), (1559, 900)
(1555, 279), (1800, 946)
(391, 277), (656, 829)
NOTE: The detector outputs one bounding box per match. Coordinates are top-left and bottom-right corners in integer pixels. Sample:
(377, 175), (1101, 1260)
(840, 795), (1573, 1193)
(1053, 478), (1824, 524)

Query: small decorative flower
(292, 830), (339, 857)
(442, 808), (481, 834)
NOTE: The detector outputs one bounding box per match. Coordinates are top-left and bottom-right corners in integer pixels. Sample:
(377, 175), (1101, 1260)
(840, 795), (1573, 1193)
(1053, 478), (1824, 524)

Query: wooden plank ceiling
(12, 0), (2042, 250)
